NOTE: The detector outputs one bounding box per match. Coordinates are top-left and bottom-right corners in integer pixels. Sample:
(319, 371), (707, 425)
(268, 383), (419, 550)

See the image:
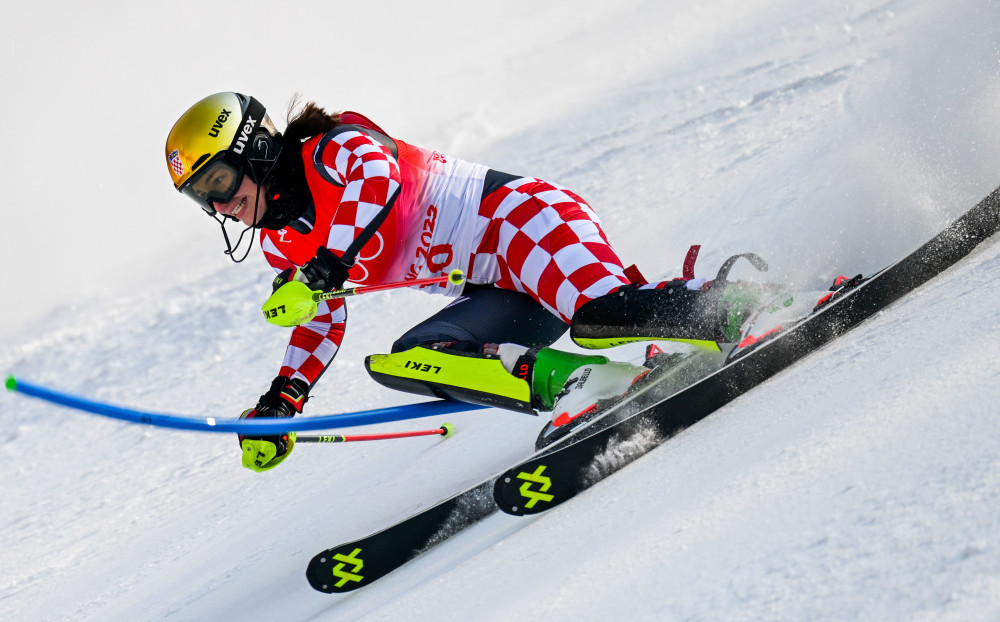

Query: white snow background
(3, 0), (1000, 620)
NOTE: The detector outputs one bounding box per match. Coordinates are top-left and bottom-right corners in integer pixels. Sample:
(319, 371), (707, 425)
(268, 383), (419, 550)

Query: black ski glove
(238, 376), (309, 472)
(303, 246), (352, 291)
(272, 246), (352, 293)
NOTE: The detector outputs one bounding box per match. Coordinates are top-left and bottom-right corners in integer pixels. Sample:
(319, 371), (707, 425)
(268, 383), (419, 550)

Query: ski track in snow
(3, 0), (1000, 620)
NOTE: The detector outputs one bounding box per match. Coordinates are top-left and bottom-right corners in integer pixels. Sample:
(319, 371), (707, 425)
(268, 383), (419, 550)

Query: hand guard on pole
(238, 376), (309, 472)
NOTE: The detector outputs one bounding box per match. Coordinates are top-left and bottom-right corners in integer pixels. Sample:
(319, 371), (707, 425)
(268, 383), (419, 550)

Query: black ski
(306, 480), (496, 592)
(493, 185), (1000, 516)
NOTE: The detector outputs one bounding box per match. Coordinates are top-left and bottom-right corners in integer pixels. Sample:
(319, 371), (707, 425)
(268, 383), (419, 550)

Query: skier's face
(211, 176), (268, 227)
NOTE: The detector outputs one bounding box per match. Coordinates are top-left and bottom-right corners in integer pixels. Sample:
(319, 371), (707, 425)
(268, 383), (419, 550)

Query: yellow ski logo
(332, 547), (365, 588)
(517, 465), (555, 508)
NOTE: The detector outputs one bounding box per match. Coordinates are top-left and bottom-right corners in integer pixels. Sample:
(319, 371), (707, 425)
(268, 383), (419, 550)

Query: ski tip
(440, 422), (455, 438)
(5, 375), (17, 392)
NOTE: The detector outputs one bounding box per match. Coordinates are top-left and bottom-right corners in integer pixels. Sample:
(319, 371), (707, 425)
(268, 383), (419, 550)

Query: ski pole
(263, 270), (466, 327)
(316, 269), (466, 301)
(297, 422), (455, 443)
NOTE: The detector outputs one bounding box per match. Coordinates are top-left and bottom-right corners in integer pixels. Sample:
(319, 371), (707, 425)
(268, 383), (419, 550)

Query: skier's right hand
(238, 376), (309, 473)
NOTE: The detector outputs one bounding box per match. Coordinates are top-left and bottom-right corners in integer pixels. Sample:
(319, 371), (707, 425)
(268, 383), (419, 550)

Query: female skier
(165, 92), (735, 471)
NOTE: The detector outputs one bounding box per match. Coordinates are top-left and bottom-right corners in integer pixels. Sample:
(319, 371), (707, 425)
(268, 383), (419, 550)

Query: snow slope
(3, 0), (1000, 620)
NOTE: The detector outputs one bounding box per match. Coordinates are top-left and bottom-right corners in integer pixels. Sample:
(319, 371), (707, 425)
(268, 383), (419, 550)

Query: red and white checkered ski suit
(260, 112), (635, 386)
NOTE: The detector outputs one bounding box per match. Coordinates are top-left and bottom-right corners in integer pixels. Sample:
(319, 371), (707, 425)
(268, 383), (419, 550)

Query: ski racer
(165, 92), (746, 472)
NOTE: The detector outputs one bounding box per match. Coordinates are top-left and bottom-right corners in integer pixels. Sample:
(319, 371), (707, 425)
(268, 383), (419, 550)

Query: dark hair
(284, 98), (342, 143)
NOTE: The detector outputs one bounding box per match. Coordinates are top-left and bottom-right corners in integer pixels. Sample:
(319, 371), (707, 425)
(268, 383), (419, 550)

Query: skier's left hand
(238, 376), (309, 472)
(301, 246), (352, 291)
(271, 247), (352, 294)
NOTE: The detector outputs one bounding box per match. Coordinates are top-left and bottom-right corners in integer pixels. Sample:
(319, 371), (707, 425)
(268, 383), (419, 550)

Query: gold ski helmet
(165, 92), (280, 214)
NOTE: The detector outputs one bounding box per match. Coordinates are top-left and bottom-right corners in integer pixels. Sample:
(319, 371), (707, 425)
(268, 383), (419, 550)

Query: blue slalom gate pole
(5, 375), (488, 434)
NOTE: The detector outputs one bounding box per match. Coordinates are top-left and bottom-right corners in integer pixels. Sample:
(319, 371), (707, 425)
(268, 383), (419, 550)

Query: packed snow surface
(3, 0), (1000, 620)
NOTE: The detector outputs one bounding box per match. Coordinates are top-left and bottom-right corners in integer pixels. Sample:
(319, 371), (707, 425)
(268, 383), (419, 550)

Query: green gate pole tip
(5, 376), (17, 391)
